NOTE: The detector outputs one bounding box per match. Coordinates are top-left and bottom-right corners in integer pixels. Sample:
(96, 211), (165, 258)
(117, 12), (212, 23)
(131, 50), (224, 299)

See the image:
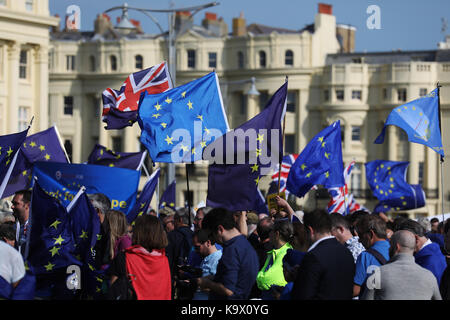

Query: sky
(49, 0), (450, 53)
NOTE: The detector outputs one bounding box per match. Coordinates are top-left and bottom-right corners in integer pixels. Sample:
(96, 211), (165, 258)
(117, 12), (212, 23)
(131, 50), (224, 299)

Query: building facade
(46, 4), (450, 218)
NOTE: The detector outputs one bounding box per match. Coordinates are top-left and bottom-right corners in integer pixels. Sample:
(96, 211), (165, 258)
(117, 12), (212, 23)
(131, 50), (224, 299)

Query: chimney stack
(232, 12), (246, 36)
(202, 12), (228, 36)
(318, 3), (333, 15)
(94, 13), (113, 35)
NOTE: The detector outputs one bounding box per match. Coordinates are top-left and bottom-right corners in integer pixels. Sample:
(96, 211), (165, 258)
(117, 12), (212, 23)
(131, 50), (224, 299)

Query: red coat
(125, 245), (171, 300)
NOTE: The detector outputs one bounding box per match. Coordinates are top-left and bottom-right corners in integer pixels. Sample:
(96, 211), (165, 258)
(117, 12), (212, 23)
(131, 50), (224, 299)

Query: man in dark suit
(291, 209), (355, 300)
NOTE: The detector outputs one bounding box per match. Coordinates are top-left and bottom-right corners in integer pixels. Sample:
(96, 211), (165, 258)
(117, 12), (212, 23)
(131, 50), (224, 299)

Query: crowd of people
(1, 188), (450, 300)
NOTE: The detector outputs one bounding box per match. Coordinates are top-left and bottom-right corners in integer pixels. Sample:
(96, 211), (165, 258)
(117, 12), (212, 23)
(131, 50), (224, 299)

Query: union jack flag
(102, 61), (172, 117)
(271, 154), (299, 194)
(327, 161), (368, 215)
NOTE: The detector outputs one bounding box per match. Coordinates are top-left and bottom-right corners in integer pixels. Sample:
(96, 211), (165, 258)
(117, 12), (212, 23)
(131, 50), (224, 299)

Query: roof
(246, 23), (302, 35)
(326, 50), (450, 64)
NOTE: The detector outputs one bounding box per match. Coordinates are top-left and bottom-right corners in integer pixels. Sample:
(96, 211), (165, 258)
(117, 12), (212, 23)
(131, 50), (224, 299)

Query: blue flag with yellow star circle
(138, 72), (229, 163)
(374, 88), (444, 157)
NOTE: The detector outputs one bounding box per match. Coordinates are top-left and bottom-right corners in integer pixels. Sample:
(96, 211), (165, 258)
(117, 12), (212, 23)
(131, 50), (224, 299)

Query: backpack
(107, 252), (137, 300)
(359, 247), (387, 298)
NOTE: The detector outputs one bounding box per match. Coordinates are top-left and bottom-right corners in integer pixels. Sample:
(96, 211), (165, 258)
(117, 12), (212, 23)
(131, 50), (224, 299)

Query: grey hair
(416, 217), (431, 233)
(391, 230), (416, 253)
(0, 211), (15, 224)
(175, 207), (194, 226)
(87, 193), (111, 215)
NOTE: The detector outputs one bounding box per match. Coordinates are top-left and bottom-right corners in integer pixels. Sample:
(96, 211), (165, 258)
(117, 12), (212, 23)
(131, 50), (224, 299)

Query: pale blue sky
(49, 0), (450, 53)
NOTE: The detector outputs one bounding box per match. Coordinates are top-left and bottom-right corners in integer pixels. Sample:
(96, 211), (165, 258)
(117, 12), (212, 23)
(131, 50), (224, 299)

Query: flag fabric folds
(102, 61), (172, 129)
(254, 188), (269, 215)
(0, 128), (29, 198)
(365, 160), (426, 213)
(205, 82), (287, 211)
(287, 121), (345, 198)
(271, 153), (299, 195)
(87, 144), (146, 170)
(138, 72), (229, 163)
(160, 179), (176, 209)
(374, 88), (444, 157)
(27, 182), (80, 274)
(4, 127), (68, 198)
(127, 168), (160, 224)
(32, 162), (140, 215)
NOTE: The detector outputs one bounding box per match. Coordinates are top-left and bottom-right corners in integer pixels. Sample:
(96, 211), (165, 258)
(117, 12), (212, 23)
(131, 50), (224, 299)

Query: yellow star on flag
(318, 137), (324, 143)
(39, 145), (45, 151)
(161, 122), (167, 129)
(191, 147), (196, 155)
(29, 141), (37, 147)
(79, 230), (88, 239)
(204, 127), (210, 135)
(152, 113), (161, 119)
(306, 172), (312, 178)
(256, 134), (264, 142)
(108, 163), (114, 167)
(44, 154), (51, 160)
(49, 246), (60, 257)
(321, 142), (326, 148)
(301, 163), (307, 171)
(251, 164), (259, 172)
(187, 100), (193, 110)
(256, 148), (262, 157)
(324, 171), (330, 178)
(197, 115), (203, 121)
(165, 97), (172, 104)
(165, 135), (174, 145)
(181, 91), (187, 98)
(45, 262), (55, 272)
(49, 219), (61, 230)
(154, 102), (162, 111)
(53, 235), (65, 246)
(200, 141), (207, 148)
(6, 147), (13, 157)
(254, 176), (260, 185)
(22, 170), (28, 176)
(180, 144), (189, 152)
(324, 152), (330, 159)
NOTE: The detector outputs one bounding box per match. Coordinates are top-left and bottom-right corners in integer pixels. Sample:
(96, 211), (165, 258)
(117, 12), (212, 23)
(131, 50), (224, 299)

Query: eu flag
(287, 121), (345, 198)
(32, 162), (140, 215)
(138, 72), (229, 163)
(127, 168), (160, 224)
(365, 160), (426, 213)
(87, 143), (147, 170)
(160, 179), (176, 209)
(27, 181), (80, 274)
(0, 128), (29, 198)
(4, 127), (69, 198)
(205, 82), (287, 211)
(374, 88), (444, 157)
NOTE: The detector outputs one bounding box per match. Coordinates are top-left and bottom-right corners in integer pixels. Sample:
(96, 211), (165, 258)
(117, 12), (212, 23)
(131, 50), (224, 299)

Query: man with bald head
(362, 230), (442, 300)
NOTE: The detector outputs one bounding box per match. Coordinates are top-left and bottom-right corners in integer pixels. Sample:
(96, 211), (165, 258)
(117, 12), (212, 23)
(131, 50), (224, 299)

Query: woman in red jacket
(109, 215), (171, 300)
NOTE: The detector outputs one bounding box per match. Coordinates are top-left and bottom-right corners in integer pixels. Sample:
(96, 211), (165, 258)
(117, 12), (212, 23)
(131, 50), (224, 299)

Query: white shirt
(307, 235), (335, 252)
(419, 239), (433, 252)
(0, 241), (25, 284)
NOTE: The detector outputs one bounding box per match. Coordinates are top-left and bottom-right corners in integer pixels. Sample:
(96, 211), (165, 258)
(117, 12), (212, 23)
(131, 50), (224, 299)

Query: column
(408, 143), (420, 184)
(99, 110), (108, 147)
(388, 126), (397, 161)
(247, 93), (258, 121)
(7, 41), (20, 133)
(33, 45), (49, 131)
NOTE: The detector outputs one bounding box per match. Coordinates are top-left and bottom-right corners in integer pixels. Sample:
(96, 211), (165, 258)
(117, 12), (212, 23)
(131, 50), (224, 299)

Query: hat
(283, 249), (305, 269)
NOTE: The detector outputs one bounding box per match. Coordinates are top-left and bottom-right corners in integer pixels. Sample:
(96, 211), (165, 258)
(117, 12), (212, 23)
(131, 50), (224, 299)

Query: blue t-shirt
(211, 235), (259, 300)
(201, 249), (223, 277)
(354, 240), (390, 286)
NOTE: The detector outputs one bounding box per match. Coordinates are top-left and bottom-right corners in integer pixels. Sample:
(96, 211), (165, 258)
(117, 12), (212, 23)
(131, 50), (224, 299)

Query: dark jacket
(291, 237), (355, 300)
(166, 226), (194, 277)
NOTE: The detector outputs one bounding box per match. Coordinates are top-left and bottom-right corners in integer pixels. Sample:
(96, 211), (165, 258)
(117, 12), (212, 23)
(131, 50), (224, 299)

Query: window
(383, 88), (388, 100)
(187, 49), (196, 69)
(18, 107), (29, 131)
(352, 90), (362, 100)
(135, 55), (143, 70)
(351, 126), (361, 141)
(285, 134), (295, 154)
(398, 128), (408, 141)
(19, 50), (27, 79)
(64, 96), (73, 115)
(352, 57), (362, 64)
(418, 162), (424, 185)
(350, 163), (362, 195)
(259, 51), (266, 68)
(208, 52), (217, 69)
(285, 50), (294, 66)
(419, 88), (427, 97)
(287, 91), (297, 113)
(237, 51), (244, 69)
(336, 89), (344, 101)
(324, 89), (330, 102)
(258, 91), (269, 111)
(64, 139), (73, 162)
(25, 0), (33, 11)
(89, 55), (96, 72)
(341, 126), (345, 143)
(66, 55), (75, 71)
(112, 137), (123, 152)
(397, 88), (407, 102)
(110, 55), (117, 71)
